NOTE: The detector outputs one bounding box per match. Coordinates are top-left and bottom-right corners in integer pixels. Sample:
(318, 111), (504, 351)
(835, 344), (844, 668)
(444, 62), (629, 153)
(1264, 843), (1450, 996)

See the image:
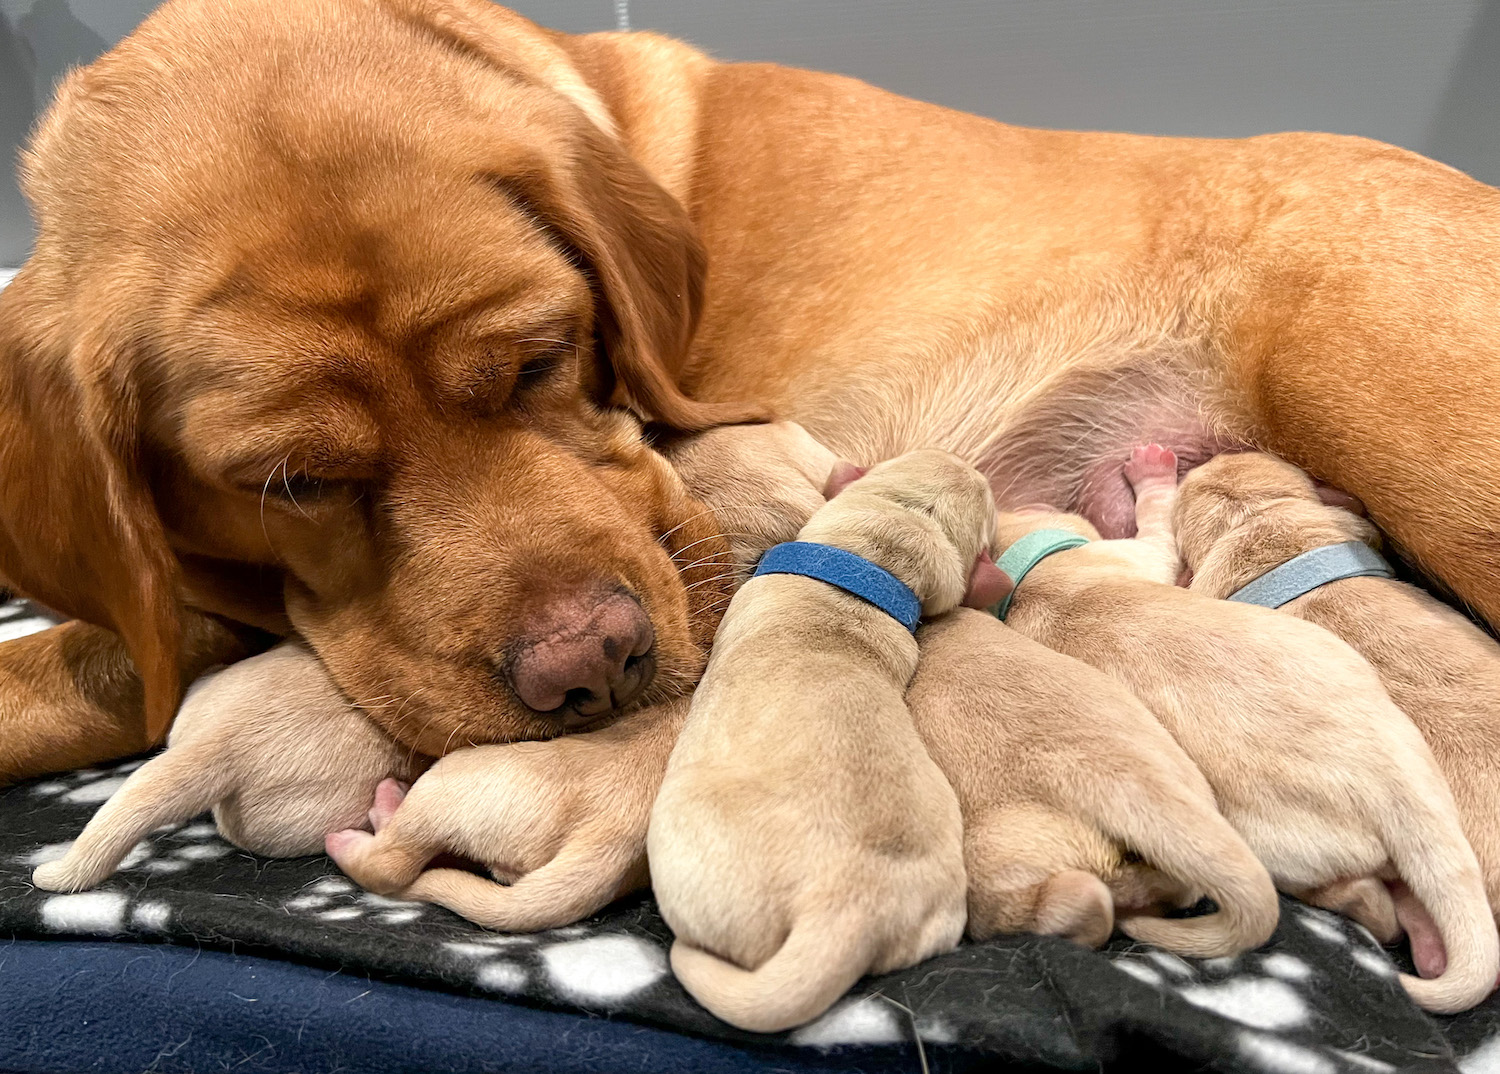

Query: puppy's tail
(397, 843), (646, 933)
(669, 916), (880, 1033)
(1382, 796), (1500, 1014)
(1098, 782), (1280, 958)
(32, 745), (228, 893)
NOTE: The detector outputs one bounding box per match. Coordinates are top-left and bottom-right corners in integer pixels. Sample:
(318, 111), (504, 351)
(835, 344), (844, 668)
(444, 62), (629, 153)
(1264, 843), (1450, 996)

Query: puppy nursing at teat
(989, 445), (1498, 1013)
(649, 450), (1012, 1034)
(33, 643), (426, 892)
(907, 609), (1278, 956)
(1174, 451), (1500, 931)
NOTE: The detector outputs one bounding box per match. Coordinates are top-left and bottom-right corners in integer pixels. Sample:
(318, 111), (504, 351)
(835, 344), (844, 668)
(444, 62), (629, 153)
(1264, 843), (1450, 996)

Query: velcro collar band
(1226, 540), (1394, 608)
(753, 541), (922, 632)
(993, 529), (1091, 621)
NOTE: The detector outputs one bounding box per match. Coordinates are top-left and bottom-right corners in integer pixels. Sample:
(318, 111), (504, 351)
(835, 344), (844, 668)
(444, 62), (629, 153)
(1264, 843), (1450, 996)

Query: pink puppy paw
(1123, 443), (1178, 490)
(326, 828), (373, 867)
(369, 778), (408, 832)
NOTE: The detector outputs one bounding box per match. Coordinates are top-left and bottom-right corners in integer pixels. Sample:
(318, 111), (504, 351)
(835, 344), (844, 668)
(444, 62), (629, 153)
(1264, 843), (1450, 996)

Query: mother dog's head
(0, 0), (760, 753)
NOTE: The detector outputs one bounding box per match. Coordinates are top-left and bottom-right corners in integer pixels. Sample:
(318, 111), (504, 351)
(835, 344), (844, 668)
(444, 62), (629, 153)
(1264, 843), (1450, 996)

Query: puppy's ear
(822, 460), (868, 499)
(0, 273), (183, 743)
(962, 551), (1014, 610)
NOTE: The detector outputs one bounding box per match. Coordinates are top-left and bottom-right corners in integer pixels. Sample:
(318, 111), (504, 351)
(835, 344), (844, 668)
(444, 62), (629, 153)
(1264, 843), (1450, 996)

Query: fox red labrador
(2, 0), (1498, 780)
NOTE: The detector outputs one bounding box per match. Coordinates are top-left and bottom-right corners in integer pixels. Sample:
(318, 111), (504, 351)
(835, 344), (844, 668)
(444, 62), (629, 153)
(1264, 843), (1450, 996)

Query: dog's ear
(518, 119), (769, 432)
(0, 273), (183, 743)
(382, 0), (766, 431)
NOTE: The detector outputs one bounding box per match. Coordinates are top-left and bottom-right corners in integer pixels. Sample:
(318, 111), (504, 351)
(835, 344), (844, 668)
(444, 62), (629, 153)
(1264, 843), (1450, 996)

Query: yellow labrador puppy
(33, 642), (425, 891)
(908, 608), (1278, 956)
(320, 422), (839, 928)
(1174, 450), (1500, 958)
(990, 444), (1497, 1014)
(649, 450), (1011, 1034)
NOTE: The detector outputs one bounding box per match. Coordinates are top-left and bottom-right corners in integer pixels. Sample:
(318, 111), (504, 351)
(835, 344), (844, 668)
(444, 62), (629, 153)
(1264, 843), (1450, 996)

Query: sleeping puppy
(908, 608), (1278, 956)
(648, 450), (1011, 1034)
(991, 444), (1498, 1014)
(326, 699), (685, 931)
(33, 642), (426, 891)
(1174, 450), (1500, 938)
(321, 421), (840, 929)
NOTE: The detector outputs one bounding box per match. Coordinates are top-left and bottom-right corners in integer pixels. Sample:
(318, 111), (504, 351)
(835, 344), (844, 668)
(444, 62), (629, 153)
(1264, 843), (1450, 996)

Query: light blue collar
(992, 529), (1090, 620)
(753, 541), (922, 631)
(1226, 540), (1394, 608)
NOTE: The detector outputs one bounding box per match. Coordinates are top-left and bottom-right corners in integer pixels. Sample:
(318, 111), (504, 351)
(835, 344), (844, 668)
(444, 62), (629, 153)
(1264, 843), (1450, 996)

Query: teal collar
(992, 528), (1090, 620)
(1226, 540), (1393, 608)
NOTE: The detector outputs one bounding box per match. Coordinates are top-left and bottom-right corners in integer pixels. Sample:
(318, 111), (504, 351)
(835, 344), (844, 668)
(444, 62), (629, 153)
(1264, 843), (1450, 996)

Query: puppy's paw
(1123, 444), (1178, 489)
(1035, 870), (1115, 948)
(326, 827), (374, 870)
(369, 778), (408, 832)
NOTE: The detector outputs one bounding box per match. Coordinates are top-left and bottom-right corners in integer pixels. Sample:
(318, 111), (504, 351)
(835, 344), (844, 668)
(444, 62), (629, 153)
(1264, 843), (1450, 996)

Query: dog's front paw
(1124, 443), (1178, 489)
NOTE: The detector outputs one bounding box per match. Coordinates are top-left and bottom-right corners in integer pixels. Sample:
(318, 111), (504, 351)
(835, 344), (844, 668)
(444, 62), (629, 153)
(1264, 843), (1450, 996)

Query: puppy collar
(1226, 540), (1394, 608)
(754, 541), (922, 632)
(992, 529), (1090, 620)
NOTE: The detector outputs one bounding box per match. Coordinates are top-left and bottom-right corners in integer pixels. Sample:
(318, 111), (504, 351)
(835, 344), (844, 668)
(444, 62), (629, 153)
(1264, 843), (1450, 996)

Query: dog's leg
(1221, 147), (1500, 628)
(0, 614), (259, 785)
(1292, 877), (1401, 945)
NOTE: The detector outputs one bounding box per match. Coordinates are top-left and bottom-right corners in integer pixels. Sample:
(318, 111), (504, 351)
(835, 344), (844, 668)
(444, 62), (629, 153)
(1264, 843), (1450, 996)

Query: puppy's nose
(507, 587), (656, 724)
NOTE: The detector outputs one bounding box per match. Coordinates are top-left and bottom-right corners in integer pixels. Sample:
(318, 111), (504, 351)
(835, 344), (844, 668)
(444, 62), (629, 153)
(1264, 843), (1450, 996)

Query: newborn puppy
(34, 642), (425, 891)
(649, 450), (1012, 1034)
(327, 699), (686, 931)
(323, 422), (841, 929)
(1175, 450), (1500, 937)
(908, 608), (1278, 956)
(991, 445), (1497, 1014)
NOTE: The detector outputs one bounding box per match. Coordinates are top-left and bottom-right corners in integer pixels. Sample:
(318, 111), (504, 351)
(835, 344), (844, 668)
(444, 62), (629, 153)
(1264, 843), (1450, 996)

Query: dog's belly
(785, 325), (1244, 539)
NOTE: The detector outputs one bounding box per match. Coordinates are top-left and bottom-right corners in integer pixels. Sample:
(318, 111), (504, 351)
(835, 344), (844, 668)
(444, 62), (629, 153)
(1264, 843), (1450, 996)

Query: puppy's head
(808, 450), (1010, 617)
(1174, 452), (1379, 570)
(992, 506), (1102, 555)
(658, 421), (838, 577)
(0, 0), (762, 752)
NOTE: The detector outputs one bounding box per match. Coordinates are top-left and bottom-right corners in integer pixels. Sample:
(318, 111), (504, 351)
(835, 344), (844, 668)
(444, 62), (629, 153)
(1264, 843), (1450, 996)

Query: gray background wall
(2, 0), (1498, 268)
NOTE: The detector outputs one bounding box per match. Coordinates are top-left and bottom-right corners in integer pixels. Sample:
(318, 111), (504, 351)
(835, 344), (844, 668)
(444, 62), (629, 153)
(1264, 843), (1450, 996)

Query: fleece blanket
(3, 597), (1500, 1073)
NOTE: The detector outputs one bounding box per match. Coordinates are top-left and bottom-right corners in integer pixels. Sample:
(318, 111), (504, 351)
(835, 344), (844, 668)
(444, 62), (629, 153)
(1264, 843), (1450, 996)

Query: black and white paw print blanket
(2, 599), (1499, 1073)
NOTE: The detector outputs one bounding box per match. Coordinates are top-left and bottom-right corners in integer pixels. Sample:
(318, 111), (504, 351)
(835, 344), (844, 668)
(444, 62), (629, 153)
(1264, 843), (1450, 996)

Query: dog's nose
(507, 587), (656, 724)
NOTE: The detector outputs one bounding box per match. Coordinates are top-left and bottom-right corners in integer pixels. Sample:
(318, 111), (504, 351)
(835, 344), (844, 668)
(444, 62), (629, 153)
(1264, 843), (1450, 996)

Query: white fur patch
(1336, 1049), (1397, 1073)
(0, 616), (54, 642)
(20, 841), (75, 866)
(284, 894), (330, 911)
(916, 1017), (958, 1045)
(118, 843), (151, 870)
(1113, 959), (1164, 986)
(1147, 950), (1196, 978)
(540, 935), (666, 1004)
(132, 902), (172, 931)
(317, 907), (363, 921)
(178, 823), (218, 839)
(1296, 909), (1348, 945)
(790, 996), (903, 1047)
(1348, 947), (1396, 978)
(1177, 978), (1310, 1030)
(1236, 1031), (1336, 1074)
(1460, 1033), (1500, 1074)
(141, 859), (189, 875)
(477, 961), (527, 993)
(30, 781), (68, 796)
(40, 892), (127, 934)
(309, 877), (354, 895)
(379, 909), (423, 925)
(1200, 956), (1240, 973)
(360, 893), (422, 909)
(444, 942), (500, 958)
(62, 776), (129, 803)
(173, 843), (230, 861)
(1259, 953), (1313, 981)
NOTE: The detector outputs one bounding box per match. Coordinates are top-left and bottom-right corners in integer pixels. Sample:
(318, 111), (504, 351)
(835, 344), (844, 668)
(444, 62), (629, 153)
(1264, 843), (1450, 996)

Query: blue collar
(1226, 540), (1394, 608)
(992, 529), (1090, 620)
(753, 541), (922, 632)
